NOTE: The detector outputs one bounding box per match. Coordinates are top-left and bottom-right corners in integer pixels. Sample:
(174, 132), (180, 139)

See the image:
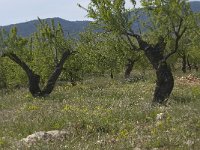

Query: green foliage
(0, 20), (75, 88)
(0, 1), (200, 147)
(1, 0), (198, 90)
(76, 30), (146, 78)
(187, 18), (200, 65)
(88, 0), (196, 61)
(0, 58), (7, 89)
(88, 0), (134, 34)
(0, 28), (28, 88)
(28, 20), (73, 83)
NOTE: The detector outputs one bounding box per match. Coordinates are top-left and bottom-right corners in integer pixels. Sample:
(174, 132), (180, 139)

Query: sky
(0, 0), (199, 26)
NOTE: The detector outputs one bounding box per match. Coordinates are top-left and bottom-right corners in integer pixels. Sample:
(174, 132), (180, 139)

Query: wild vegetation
(0, 0), (200, 149)
(0, 74), (200, 149)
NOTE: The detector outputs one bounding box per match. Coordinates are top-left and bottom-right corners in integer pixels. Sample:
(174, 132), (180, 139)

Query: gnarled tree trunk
(130, 34), (174, 104)
(4, 51), (71, 97)
(144, 46), (174, 105)
(6, 53), (41, 96)
(153, 61), (174, 104)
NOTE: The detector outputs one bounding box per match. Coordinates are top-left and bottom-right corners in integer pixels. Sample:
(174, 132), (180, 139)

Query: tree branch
(41, 50), (71, 95)
(4, 53), (35, 77)
(125, 34), (139, 51)
(126, 30), (150, 51)
(163, 27), (187, 61)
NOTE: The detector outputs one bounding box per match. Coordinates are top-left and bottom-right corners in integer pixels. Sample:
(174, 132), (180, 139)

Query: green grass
(0, 74), (200, 149)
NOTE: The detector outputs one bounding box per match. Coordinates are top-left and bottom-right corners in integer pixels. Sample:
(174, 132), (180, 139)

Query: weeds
(0, 74), (200, 149)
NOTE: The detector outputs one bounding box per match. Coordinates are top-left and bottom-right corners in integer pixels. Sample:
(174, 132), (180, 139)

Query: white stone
(156, 113), (166, 121)
(19, 130), (69, 146)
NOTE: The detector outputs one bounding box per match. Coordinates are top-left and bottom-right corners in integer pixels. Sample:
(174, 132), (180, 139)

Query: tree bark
(125, 59), (135, 79)
(5, 51), (71, 97)
(153, 61), (174, 104)
(69, 71), (77, 86)
(110, 69), (114, 79)
(187, 55), (192, 71)
(182, 54), (187, 73)
(6, 53), (42, 96)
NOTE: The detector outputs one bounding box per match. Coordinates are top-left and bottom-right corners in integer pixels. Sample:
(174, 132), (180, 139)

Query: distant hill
(190, 1), (200, 12)
(0, 1), (199, 37)
(0, 18), (91, 37)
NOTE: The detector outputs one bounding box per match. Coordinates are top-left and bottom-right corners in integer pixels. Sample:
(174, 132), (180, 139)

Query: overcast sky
(0, 0), (199, 26)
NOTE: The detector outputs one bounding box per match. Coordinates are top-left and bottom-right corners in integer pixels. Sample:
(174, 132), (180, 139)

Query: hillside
(0, 18), (91, 37)
(190, 1), (200, 12)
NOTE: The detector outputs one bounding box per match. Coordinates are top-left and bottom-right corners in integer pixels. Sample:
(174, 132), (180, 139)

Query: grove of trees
(86, 0), (199, 104)
(0, 0), (200, 105)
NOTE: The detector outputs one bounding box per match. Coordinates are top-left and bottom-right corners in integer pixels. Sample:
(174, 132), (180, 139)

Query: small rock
(19, 130), (69, 146)
(186, 140), (194, 146)
(46, 130), (68, 141)
(20, 131), (47, 145)
(156, 113), (166, 121)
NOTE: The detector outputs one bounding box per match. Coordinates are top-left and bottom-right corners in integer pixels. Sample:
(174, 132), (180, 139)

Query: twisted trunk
(132, 34), (174, 104)
(144, 48), (174, 105)
(6, 53), (41, 96)
(153, 62), (174, 104)
(5, 51), (71, 97)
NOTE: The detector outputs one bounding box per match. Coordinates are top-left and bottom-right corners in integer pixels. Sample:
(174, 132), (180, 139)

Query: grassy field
(0, 72), (200, 149)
